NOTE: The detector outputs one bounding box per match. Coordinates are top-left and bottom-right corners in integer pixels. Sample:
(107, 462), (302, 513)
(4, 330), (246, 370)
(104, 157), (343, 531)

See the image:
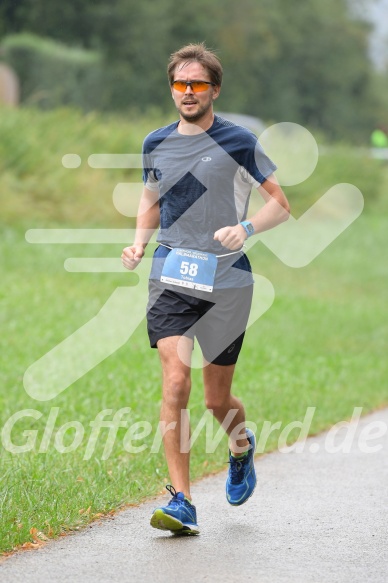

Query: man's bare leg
(203, 363), (249, 455)
(157, 335), (193, 499)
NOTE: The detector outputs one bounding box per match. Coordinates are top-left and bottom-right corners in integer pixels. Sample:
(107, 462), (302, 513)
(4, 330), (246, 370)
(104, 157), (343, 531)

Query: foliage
(0, 106), (387, 228)
(0, 0), (385, 142)
(1, 33), (104, 110)
(0, 106), (169, 227)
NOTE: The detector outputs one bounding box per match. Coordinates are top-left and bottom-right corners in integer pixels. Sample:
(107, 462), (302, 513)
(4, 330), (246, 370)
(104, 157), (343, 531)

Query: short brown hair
(167, 43), (223, 87)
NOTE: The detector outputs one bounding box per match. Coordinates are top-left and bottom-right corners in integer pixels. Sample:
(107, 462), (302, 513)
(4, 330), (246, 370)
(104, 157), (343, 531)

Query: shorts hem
(203, 354), (240, 366)
(149, 329), (195, 349)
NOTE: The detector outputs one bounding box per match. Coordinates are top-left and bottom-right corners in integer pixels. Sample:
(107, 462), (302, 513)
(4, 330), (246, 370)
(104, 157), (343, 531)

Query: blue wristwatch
(240, 220), (255, 238)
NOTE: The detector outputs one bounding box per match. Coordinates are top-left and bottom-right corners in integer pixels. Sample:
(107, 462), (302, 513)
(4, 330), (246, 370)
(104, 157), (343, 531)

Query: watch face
(247, 222), (254, 235)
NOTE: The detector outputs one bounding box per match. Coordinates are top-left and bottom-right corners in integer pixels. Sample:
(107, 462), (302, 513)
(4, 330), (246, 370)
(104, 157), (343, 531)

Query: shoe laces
(165, 484), (186, 509)
(228, 454), (248, 484)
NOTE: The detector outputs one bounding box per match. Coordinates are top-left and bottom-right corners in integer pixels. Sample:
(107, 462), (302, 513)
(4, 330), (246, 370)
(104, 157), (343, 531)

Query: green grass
(1, 107), (387, 553)
(0, 106), (172, 227)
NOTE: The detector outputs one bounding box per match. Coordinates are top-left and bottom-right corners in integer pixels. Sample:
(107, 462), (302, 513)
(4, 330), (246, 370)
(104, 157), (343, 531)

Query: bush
(0, 106), (165, 227)
(0, 33), (104, 110)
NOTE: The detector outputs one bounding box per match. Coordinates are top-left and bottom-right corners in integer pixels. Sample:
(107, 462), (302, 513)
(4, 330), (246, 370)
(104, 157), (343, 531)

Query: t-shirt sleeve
(142, 135), (159, 191)
(239, 130), (277, 185)
(254, 138), (277, 182)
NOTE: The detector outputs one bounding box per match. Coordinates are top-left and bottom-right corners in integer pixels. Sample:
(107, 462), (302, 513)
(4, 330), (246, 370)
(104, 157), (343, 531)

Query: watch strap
(240, 220), (255, 238)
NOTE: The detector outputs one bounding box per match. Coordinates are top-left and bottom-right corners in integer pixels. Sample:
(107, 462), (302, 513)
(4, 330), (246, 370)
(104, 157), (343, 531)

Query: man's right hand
(121, 245), (145, 270)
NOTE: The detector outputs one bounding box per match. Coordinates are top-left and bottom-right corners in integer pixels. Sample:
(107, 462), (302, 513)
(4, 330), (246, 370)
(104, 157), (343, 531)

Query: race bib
(160, 248), (218, 292)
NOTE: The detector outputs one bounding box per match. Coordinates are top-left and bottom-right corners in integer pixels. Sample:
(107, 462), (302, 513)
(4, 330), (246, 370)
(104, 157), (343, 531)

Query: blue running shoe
(150, 484), (200, 535)
(226, 428), (257, 506)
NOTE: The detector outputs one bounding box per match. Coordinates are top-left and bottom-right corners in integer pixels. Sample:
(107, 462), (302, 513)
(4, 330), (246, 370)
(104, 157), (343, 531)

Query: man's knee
(162, 370), (191, 406)
(204, 394), (230, 414)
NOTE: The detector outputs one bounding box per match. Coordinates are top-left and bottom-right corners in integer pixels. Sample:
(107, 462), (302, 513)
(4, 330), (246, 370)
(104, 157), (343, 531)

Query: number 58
(180, 261), (198, 277)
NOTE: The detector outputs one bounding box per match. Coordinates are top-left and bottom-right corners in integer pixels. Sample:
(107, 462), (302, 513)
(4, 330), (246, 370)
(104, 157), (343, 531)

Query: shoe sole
(150, 509), (200, 535)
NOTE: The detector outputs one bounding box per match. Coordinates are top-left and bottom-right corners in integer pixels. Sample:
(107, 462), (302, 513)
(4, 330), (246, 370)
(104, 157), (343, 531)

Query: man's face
(171, 61), (220, 123)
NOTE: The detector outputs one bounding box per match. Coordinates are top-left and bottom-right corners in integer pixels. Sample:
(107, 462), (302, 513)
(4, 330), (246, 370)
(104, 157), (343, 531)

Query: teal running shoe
(226, 428), (257, 506)
(150, 484), (199, 535)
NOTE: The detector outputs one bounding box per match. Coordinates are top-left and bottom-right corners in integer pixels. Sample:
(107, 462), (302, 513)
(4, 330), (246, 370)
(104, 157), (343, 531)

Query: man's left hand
(213, 225), (247, 250)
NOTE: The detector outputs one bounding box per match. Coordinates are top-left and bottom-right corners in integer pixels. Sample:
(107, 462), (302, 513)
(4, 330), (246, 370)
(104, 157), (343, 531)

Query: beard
(177, 98), (213, 122)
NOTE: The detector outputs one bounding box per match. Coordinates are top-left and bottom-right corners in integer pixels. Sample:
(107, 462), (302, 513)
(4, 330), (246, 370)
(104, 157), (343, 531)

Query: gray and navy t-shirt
(142, 115), (277, 288)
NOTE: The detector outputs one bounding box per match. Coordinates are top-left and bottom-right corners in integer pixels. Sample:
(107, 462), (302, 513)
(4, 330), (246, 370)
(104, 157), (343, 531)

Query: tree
(0, 0), (382, 141)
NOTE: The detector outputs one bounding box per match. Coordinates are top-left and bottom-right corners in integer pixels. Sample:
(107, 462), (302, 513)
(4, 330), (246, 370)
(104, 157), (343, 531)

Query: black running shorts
(146, 280), (253, 366)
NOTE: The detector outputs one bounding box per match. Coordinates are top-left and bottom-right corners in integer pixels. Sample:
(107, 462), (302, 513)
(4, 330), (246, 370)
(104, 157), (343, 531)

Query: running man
(121, 43), (290, 534)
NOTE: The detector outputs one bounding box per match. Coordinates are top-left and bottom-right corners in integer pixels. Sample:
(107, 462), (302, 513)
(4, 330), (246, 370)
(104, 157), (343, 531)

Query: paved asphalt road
(1, 409), (387, 582)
